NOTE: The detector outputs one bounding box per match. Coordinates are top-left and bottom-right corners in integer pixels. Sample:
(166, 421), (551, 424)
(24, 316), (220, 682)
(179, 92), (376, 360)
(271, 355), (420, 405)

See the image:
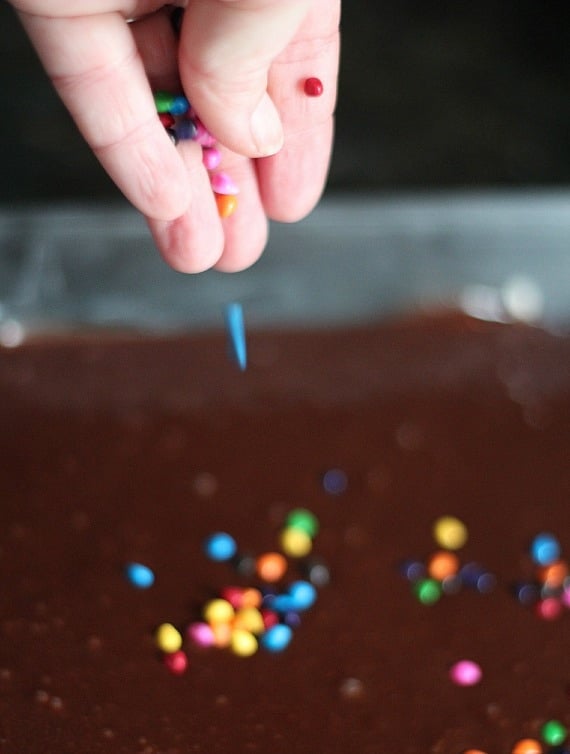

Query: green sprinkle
(541, 720), (567, 747)
(285, 509), (319, 538)
(154, 91), (175, 113)
(413, 578), (442, 605)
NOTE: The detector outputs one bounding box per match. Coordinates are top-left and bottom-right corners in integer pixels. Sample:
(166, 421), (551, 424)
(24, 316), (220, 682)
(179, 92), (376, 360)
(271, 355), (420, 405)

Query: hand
(10, 1), (340, 272)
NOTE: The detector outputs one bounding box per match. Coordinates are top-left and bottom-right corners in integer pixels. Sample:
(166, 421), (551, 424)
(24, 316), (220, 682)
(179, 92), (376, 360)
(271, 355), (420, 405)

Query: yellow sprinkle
(203, 598), (235, 625)
(280, 526), (313, 558)
(155, 623), (182, 654)
(432, 515), (468, 550)
(233, 607), (265, 635)
(230, 628), (258, 657)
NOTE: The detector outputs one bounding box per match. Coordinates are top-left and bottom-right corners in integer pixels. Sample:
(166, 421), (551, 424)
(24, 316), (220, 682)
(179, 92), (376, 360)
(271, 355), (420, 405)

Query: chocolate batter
(1, 313), (570, 753)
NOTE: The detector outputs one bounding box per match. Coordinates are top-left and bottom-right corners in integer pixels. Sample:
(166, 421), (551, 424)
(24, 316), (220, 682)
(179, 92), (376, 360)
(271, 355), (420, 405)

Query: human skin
(9, 0), (341, 272)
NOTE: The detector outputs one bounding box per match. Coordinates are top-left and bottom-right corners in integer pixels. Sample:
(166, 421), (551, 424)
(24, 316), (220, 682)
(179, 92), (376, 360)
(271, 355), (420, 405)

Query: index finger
(18, 10), (192, 222)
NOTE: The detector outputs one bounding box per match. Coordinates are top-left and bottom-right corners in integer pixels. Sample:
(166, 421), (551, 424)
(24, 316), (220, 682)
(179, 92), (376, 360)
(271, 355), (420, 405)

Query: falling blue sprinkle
(224, 302), (247, 371)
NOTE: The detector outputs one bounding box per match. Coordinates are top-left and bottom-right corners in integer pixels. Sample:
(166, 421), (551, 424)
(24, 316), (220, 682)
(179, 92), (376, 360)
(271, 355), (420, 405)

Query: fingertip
(214, 215), (269, 272)
(257, 118), (333, 222)
(147, 209), (225, 274)
(248, 94), (284, 157)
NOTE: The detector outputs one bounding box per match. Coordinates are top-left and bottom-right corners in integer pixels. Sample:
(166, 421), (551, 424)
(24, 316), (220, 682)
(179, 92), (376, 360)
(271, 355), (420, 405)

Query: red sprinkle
(158, 112), (175, 128)
(164, 650), (189, 675)
(535, 597), (563, 621)
(260, 608), (280, 630)
(303, 77), (324, 97)
(220, 585), (245, 609)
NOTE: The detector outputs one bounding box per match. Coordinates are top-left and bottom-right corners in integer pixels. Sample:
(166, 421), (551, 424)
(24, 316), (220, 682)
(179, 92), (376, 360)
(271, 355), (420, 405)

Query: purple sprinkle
(177, 118), (198, 140)
(322, 468), (348, 496)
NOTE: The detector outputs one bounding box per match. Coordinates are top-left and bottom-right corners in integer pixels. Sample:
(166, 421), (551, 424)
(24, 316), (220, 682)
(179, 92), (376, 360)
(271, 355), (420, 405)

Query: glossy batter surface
(1, 314), (570, 754)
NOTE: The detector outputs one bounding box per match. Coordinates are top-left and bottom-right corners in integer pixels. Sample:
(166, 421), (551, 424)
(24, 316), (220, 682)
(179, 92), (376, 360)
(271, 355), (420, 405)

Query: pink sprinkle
(562, 587), (570, 608)
(187, 621), (215, 648)
(164, 650), (188, 675)
(449, 659), (482, 687)
(202, 147), (222, 171)
(194, 119), (217, 147)
(210, 171), (239, 195)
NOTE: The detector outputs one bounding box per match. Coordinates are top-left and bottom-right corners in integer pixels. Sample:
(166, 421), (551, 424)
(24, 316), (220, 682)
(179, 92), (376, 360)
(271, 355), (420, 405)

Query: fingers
(257, 0), (340, 222)
(11, 1), (176, 18)
(146, 144), (268, 273)
(179, 0), (312, 158)
(18, 10), (191, 222)
(146, 141), (225, 273)
(131, 10), (266, 273)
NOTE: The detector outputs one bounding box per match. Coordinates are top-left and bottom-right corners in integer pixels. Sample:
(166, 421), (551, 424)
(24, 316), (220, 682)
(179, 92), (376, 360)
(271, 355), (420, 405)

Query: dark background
(2, 2), (570, 203)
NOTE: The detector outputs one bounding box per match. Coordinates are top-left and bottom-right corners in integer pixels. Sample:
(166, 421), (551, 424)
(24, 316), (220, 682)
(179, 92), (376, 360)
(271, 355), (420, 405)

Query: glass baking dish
(0, 189), (569, 338)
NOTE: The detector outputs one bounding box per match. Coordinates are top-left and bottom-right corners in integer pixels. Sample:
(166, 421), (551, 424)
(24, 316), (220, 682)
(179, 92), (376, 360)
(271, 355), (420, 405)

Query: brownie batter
(1, 313), (570, 754)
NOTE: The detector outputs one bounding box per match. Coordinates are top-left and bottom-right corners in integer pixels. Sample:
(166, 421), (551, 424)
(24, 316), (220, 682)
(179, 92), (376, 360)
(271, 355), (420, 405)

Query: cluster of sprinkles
(154, 91), (239, 219)
(400, 515), (496, 605)
(513, 532), (570, 620)
(154, 75), (323, 221)
(126, 508), (327, 674)
(123, 454), (570, 750)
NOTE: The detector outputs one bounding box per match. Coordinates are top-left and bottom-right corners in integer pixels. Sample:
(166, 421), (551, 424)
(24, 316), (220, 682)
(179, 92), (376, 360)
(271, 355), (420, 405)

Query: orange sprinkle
(215, 193), (238, 218)
(427, 550), (460, 581)
(511, 738), (543, 754)
(211, 622), (232, 649)
(256, 552), (288, 583)
(232, 607), (265, 634)
(537, 559), (568, 587)
(463, 750), (488, 754)
(240, 587), (263, 609)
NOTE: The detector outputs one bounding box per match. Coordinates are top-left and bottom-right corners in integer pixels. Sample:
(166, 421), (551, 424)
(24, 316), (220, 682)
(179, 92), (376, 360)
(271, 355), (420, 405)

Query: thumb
(179, 0), (311, 157)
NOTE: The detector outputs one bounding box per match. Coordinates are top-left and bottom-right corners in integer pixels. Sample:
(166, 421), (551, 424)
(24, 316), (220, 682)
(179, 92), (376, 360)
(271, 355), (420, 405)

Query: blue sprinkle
(322, 468), (348, 495)
(267, 594), (295, 614)
(260, 624), (293, 653)
(475, 571), (497, 594)
(459, 562), (486, 589)
(177, 118), (198, 140)
(512, 581), (540, 605)
(170, 95), (190, 115)
(224, 302), (247, 371)
(530, 532), (561, 566)
(399, 559), (427, 582)
(203, 532), (237, 562)
(124, 562), (155, 589)
(282, 610), (302, 629)
(287, 580), (317, 611)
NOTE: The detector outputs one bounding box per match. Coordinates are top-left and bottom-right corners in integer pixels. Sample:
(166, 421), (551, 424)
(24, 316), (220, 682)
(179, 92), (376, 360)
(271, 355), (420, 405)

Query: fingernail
(249, 95), (284, 156)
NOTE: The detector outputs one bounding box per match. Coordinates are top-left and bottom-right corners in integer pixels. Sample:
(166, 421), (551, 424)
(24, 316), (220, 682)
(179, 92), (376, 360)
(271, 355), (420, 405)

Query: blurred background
(2, 2), (570, 203)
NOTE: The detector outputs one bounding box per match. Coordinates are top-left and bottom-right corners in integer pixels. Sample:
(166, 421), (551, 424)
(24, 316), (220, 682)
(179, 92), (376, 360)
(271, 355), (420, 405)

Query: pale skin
(8, 0), (341, 272)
